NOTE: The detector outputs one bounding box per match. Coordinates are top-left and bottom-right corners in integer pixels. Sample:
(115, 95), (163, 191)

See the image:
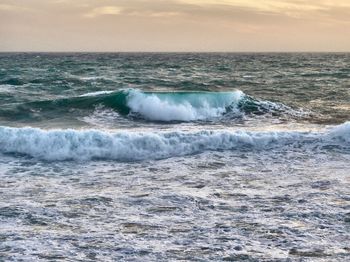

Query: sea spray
(0, 123), (349, 161)
(125, 89), (243, 121)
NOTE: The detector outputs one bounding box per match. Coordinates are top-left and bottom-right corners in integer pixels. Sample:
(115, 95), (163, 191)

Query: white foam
(126, 89), (244, 121)
(0, 84), (15, 93)
(328, 122), (350, 142)
(80, 90), (114, 97)
(0, 123), (349, 161)
(81, 106), (128, 128)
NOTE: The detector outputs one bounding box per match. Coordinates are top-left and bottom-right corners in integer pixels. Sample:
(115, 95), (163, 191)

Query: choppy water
(0, 53), (349, 261)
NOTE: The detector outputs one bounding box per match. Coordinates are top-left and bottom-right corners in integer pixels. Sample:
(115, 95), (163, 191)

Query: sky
(0, 0), (350, 52)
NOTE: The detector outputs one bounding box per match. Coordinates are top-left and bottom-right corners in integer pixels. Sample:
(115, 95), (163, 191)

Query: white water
(80, 90), (114, 97)
(0, 123), (349, 161)
(126, 90), (244, 121)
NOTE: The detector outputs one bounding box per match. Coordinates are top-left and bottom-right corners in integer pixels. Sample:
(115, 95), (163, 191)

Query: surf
(0, 122), (348, 161)
(0, 89), (305, 122)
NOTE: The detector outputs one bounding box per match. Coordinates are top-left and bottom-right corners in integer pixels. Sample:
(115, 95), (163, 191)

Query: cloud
(0, 4), (15, 11)
(0, 3), (33, 12)
(1, 0), (350, 51)
(177, 0), (350, 22)
(75, 0), (350, 26)
(81, 1), (186, 19)
(84, 6), (123, 18)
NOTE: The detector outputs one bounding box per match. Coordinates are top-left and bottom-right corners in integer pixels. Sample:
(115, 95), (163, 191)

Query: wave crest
(1, 89), (307, 123)
(126, 89), (243, 121)
(0, 123), (349, 161)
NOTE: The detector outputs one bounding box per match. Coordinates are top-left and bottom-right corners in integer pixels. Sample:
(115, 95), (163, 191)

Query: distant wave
(4, 89), (305, 122)
(80, 90), (114, 97)
(0, 123), (349, 161)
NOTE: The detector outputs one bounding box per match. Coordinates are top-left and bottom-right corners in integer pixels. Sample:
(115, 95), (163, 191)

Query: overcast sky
(1, 0), (350, 52)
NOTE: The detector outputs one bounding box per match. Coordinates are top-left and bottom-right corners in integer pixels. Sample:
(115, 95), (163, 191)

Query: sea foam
(0, 123), (349, 161)
(125, 89), (244, 121)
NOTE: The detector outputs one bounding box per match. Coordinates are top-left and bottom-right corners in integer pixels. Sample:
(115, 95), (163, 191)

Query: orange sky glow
(1, 0), (350, 51)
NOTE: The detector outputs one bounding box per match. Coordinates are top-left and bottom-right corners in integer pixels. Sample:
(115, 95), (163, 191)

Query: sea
(0, 53), (349, 261)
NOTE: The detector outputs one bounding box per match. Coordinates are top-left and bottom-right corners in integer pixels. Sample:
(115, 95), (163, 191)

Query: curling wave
(1, 89), (304, 122)
(125, 89), (243, 121)
(0, 123), (349, 161)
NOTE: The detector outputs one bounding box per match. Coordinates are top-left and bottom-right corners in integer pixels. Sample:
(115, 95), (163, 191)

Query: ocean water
(0, 53), (349, 261)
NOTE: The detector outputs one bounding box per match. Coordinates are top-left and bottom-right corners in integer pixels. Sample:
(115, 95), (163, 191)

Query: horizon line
(1, 51), (350, 54)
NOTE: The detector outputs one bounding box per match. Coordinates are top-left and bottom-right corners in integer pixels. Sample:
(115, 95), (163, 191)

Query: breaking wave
(125, 89), (243, 121)
(0, 123), (349, 161)
(3, 89), (304, 122)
